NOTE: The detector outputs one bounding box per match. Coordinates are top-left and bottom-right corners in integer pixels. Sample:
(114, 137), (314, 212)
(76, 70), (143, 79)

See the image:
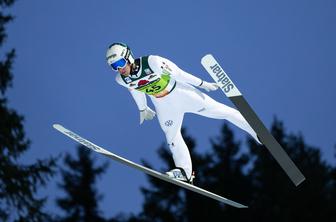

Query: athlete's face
(118, 63), (131, 76)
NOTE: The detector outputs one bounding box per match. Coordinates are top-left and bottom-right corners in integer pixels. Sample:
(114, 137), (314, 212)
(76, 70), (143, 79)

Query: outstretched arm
(150, 55), (219, 91)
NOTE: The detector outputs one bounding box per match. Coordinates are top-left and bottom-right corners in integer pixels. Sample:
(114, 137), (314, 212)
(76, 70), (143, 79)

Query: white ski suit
(115, 55), (259, 179)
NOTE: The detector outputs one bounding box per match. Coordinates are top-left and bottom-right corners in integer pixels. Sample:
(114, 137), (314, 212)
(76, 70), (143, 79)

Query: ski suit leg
(189, 91), (261, 143)
(152, 93), (193, 179)
(156, 112), (193, 179)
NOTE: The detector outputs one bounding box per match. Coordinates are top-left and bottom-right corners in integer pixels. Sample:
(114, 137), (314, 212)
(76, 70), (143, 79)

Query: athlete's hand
(198, 81), (219, 92)
(140, 107), (156, 125)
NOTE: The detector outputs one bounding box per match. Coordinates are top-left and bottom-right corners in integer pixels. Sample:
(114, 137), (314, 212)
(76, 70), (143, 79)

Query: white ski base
(53, 124), (248, 208)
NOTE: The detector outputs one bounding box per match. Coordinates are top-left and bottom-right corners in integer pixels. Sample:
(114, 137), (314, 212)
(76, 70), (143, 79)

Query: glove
(140, 107), (156, 125)
(198, 81), (219, 92)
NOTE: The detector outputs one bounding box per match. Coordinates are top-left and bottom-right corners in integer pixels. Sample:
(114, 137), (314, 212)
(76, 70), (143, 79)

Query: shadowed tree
(197, 123), (253, 221)
(134, 128), (200, 222)
(0, 1), (56, 221)
(132, 125), (250, 221)
(125, 119), (336, 222)
(247, 117), (336, 222)
(56, 146), (109, 222)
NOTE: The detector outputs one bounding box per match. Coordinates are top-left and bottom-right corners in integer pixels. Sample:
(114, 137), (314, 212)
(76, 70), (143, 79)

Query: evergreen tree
(200, 123), (253, 221)
(171, 124), (251, 221)
(137, 128), (203, 222)
(56, 146), (109, 222)
(247, 117), (336, 222)
(0, 1), (56, 221)
(130, 119), (336, 222)
(134, 125), (250, 221)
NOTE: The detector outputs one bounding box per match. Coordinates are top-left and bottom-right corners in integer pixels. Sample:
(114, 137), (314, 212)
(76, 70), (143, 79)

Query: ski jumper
(115, 55), (259, 179)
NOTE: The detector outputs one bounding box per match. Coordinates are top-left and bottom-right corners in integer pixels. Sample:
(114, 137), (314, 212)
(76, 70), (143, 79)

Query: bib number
(145, 85), (162, 94)
(136, 74), (170, 95)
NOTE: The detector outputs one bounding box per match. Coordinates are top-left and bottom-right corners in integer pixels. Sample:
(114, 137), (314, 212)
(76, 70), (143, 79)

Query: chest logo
(144, 68), (153, 75)
(148, 74), (157, 80)
(125, 77), (132, 83)
(137, 79), (150, 87)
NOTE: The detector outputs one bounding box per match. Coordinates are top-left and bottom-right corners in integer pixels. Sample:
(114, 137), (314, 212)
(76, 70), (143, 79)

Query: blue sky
(5, 0), (336, 218)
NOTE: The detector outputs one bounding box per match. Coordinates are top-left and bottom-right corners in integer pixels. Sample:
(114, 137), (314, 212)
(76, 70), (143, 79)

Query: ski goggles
(110, 58), (127, 71)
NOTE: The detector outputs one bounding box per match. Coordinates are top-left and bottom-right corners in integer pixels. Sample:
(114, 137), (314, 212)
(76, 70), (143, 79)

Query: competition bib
(136, 74), (170, 95)
(120, 56), (172, 95)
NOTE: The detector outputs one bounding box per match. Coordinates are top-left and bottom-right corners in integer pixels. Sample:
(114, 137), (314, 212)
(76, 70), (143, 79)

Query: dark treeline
(55, 146), (109, 222)
(0, 1), (57, 221)
(52, 121), (336, 222)
(119, 122), (336, 222)
(1, 1), (336, 221)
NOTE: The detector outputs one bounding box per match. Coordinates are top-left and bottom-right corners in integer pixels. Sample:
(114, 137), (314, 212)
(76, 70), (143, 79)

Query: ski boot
(166, 167), (195, 184)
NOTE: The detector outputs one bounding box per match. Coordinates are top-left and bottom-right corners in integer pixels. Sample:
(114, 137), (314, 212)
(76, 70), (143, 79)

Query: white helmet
(106, 42), (135, 71)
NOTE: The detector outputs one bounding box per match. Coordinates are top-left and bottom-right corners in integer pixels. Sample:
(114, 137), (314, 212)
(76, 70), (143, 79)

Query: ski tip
(201, 54), (214, 64)
(53, 123), (63, 130)
(202, 53), (213, 58)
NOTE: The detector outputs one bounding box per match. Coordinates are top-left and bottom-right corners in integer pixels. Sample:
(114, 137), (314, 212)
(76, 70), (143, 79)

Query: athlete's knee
(166, 131), (183, 149)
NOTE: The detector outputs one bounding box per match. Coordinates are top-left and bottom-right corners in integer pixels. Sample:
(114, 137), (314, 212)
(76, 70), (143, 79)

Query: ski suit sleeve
(148, 55), (203, 86)
(129, 89), (147, 111)
(115, 75), (148, 111)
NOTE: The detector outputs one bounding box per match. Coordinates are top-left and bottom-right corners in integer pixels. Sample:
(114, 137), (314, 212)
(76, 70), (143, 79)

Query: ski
(53, 124), (248, 208)
(201, 54), (305, 186)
